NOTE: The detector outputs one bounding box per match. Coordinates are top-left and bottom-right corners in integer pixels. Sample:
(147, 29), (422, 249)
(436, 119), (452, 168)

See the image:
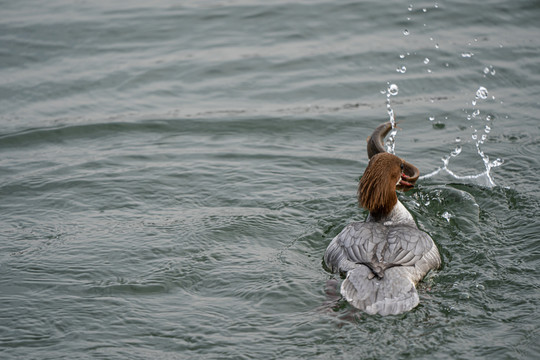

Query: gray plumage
(324, 201), (441, 315)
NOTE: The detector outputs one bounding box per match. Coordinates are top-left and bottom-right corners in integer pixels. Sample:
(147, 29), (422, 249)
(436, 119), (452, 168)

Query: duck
(324, 123), (441, 316)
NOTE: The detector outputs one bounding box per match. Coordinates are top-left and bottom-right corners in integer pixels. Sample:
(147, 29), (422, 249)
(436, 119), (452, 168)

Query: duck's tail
(341, 265), (419, 316)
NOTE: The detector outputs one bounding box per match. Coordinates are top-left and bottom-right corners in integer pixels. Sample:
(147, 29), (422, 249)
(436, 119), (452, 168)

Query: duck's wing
(324, 222), (383, 274)
(383, 225), (441, 282)
(324, 222), (440, 279)
(324, 222), (441, 316)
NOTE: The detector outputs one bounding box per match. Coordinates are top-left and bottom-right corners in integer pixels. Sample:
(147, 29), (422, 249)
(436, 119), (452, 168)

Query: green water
(1, 1), (539, 359)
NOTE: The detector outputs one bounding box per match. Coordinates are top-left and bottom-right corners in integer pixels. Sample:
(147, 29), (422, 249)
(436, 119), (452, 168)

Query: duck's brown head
(359, 152), (414, 218)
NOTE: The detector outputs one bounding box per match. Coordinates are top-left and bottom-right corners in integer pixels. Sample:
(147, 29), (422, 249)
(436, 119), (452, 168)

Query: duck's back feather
(324, 221), (440, 315)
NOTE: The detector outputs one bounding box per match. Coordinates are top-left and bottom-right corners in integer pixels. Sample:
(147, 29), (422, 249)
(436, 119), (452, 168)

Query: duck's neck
(367, 200), (416, 227)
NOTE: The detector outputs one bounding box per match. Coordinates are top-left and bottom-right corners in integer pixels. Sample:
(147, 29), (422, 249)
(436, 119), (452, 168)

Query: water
(1, 1), (540, 359)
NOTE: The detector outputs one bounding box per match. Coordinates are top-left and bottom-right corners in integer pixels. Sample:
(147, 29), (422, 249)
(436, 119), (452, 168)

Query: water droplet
(403, 29), (410, 36)
(472, 133), (478, 140)
(429, 116), (435, 121)
(442, 211), (452, 222)
(486, 115), (492, 121)
(476, 86), (488, 99)
(451, 145), (462, 157)
(380, 89), (387, 95)
(435, 3), (439, 8)
(399, 54), (405, 59)
(491, 158), (503, 167)
(424, 57), (430, 64)
(483, 65), (496, 76)
(471, 100), (476, 106)
(461, 52), (474, 58)
(435, 43), (440, 49)
(484, 125), (491, 133)
(455, 137), (461, 143)
(408, 4), (413, 11)
(472, 109), (480, 117)
(388, 84), (399, 96)
(427, 69), (432, 73)
(422, 8), (427, 12)
(441, 155), (450, 164)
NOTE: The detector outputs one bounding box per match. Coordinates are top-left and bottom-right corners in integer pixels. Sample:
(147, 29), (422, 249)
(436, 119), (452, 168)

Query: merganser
(324, 123), (441, 316)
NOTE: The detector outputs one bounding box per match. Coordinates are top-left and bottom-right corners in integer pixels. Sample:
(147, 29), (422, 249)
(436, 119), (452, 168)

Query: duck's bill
(398, 173), (414, 189)
(399, 161), (419, 190)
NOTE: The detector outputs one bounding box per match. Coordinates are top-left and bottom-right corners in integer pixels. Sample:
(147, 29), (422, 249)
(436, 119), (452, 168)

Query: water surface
(1, 1), (539, 359)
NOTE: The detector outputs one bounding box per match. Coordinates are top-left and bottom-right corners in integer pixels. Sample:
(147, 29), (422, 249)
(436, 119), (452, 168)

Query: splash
(383, 4), (503, 188)
(421, 85), (503, 188)
(385, 84), (399, 154)
(419, 152), (503, 188)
